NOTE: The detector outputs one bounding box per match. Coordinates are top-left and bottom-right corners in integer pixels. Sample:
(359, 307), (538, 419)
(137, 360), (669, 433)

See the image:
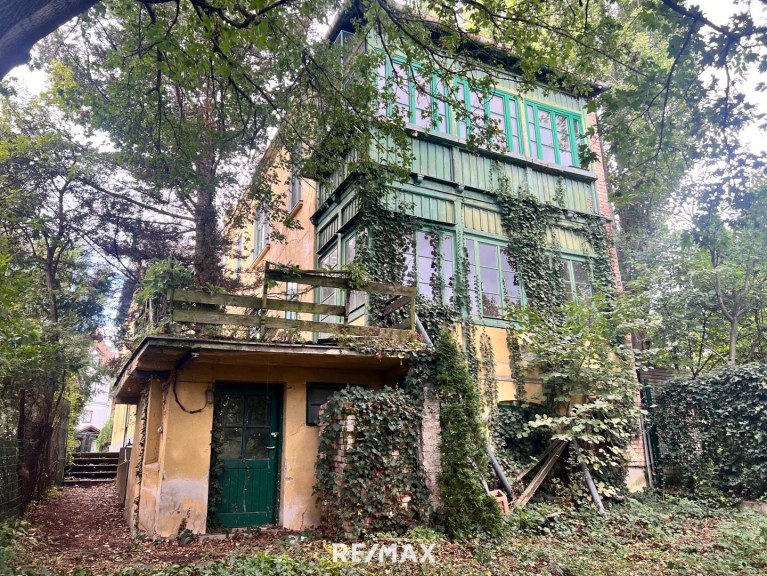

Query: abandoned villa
(107, 4), (648, 539)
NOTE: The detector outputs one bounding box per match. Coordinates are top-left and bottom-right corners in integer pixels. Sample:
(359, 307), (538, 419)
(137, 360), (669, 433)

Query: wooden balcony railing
(165, 263), (418, 341)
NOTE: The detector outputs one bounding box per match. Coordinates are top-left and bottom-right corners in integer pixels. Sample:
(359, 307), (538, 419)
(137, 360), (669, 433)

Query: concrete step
(62, 477), (115, 486)
(72, 452), (119, 461)
(69, 464), (118, 473)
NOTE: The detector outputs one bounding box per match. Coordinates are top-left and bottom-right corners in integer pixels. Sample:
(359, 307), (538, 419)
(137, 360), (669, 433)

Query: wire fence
(0, 440), (23, 522)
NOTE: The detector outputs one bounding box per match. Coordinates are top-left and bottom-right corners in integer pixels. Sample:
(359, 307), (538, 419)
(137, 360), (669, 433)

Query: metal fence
(0, 440), (22, 522)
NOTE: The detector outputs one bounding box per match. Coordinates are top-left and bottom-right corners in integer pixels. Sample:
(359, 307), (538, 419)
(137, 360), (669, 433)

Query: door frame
(212, 382), (284, 526)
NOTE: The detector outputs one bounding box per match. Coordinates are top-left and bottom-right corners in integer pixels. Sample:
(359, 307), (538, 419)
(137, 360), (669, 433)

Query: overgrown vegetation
(654, 363), (767, 500)
(435, 331), (504, 537)
(314, 387), (430, 537)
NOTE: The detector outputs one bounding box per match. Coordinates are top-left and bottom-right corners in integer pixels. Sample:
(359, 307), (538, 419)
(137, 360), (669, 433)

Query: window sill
(288, 200), (304, 220)
(247, 244), (271, 271)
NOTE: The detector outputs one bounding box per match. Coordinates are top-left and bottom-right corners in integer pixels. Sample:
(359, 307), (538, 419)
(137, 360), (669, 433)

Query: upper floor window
(285, 282), (298, 320)
(317, 246), (339, 324)
(454, 81), (522, 154)
(343, 232), (366, 312)
(378, 59), (449, 133)
(466, 238), (522, 318)
(234, 232), (244, 279)
(289, 175), (302, 212)
(561, 257), (593, 302)
(526, 103), (583, 167)
(82, 410), (93, 424)
(254, 212), (270, 256)
(403, 230), (455, 304)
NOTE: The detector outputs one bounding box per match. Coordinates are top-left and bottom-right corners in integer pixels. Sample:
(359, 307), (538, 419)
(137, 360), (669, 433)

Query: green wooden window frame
(316, 244), (340, 324)
(306, 382), (367, 426)
(254, 212), (269, 256)
(453, 78), (523, 154)
(403, 229), (456, 305)
(465, 236), (525, 319)
(560, 255), (593, 302)
(525, 102), (584, 167)
(377, 56), (451, 133)
(342, 230), (366, 313)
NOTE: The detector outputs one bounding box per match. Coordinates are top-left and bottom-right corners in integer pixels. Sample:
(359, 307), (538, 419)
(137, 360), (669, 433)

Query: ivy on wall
(314, 387), (430, 537)
(653, 363), (767, 499)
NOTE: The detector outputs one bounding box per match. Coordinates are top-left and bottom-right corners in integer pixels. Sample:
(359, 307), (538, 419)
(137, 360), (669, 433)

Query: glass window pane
(561, 260), (572, 283)
(435, 79), (447, 132)
(478, 242), (497, 268)
(572, 261), (590, 285)
(220, 427), (242, 459)
(414, 70), (431, 128)
(247, 396), (269, 427)
(527, 104), (538, 157)
(502, 270), (521, 305)
(455, 82), (467, 138)
(556, 115), (573, 165)
(345, 235), (356, 263)
(416, 231), (432, 255)
(377, 63), (387, 115)
(218, 395), (244, 427)
(244, 428), (269, 459)
(482, 293), (502, 318)
(418, 255), (433, 284)
(392, 62), (410, 121)
(480, 266), (500, 294)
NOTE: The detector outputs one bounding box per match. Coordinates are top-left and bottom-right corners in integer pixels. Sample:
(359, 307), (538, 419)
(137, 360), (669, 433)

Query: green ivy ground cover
(5, 495), (767, 576)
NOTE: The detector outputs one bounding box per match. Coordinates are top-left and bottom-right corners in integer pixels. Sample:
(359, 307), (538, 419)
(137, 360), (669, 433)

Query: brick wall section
(587, 112), (622, 292)
(420, 387), (442, 510)
(587, 112), (647, 490)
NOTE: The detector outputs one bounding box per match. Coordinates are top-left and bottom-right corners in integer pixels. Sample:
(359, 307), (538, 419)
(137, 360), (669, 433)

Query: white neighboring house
(75, 338), (114, 452)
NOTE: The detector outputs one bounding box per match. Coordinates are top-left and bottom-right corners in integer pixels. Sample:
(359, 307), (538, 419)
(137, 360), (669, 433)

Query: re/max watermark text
(331, 542), (435, 564)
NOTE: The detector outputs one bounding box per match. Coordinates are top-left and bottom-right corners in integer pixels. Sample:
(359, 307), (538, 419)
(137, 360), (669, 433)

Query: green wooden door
(214, 388), (281, 527)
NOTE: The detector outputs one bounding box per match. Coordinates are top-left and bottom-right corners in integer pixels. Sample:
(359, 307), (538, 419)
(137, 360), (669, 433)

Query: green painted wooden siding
(317, 216), (339, 249)
(462, 204), (503, 235)
(383, 190), (456, 224)
(319, 135), (597, 218)
(549, 227), (593, 254)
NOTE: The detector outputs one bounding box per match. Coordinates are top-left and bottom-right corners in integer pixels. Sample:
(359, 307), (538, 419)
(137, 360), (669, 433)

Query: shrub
(653, 363), (767, 499)
(435, 331), (504, 537)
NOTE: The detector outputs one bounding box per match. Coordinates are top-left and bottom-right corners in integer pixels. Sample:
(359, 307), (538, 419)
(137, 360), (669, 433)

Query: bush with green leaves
(508, 295), (647, 497)
(314, 386), (430, 538)
(435, 331), (504, 537)
(653, 363), (767, 499)
(134, 259), (194, 307)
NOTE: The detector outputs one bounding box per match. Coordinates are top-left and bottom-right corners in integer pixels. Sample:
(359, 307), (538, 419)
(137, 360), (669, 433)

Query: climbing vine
(435, 330), (504, 537)
(314, 387), (430, 537)
(133, 389), (149, 532)
(496, 181), (563, 310)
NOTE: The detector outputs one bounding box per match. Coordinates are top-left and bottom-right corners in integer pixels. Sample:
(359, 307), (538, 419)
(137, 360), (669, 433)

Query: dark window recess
(306, 383), (366, 425)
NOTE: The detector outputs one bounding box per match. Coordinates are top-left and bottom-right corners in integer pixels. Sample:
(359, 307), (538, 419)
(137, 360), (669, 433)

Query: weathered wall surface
(123, 360), (393, 537)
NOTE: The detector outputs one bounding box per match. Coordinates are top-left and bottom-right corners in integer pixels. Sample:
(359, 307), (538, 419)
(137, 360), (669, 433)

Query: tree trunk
(193, 184), (223, 286)
(728, 317), (738, 365)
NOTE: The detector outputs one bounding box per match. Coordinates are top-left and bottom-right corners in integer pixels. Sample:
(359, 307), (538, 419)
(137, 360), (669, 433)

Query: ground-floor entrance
(212, 384), (282, 527)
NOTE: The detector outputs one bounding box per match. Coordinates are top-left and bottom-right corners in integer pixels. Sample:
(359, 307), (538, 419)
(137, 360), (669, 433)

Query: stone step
(62, 477), (115, 486)
(69, 464), (119, 473)
(72, 457), (119, 465)
(72, 452), (120, 460)
(66, 469), (117, 478)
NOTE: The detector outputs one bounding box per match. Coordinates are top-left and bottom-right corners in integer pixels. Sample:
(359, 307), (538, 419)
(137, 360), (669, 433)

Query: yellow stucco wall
(109, 403), (136, 452)
(123, 361), (392, 537)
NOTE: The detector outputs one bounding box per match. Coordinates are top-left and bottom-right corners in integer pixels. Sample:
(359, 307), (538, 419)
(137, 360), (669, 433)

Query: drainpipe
(573, 440), (607, 517)
(487, 445), (514, 497)
(414, 315), (433, 347)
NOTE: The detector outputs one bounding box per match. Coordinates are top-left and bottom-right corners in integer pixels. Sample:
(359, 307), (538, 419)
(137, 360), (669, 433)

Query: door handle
(266, 446), (276, 450)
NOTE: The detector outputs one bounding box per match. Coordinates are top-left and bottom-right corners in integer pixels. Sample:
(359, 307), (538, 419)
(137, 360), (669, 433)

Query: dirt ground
(13, 485), (296, 574)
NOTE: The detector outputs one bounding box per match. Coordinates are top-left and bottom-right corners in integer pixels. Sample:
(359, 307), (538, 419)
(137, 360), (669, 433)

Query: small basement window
(306, 383), (366, 426)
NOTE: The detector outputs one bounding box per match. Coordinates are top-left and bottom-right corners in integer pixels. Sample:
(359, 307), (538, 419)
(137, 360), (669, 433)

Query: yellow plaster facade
(120, 357), (394, 537)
